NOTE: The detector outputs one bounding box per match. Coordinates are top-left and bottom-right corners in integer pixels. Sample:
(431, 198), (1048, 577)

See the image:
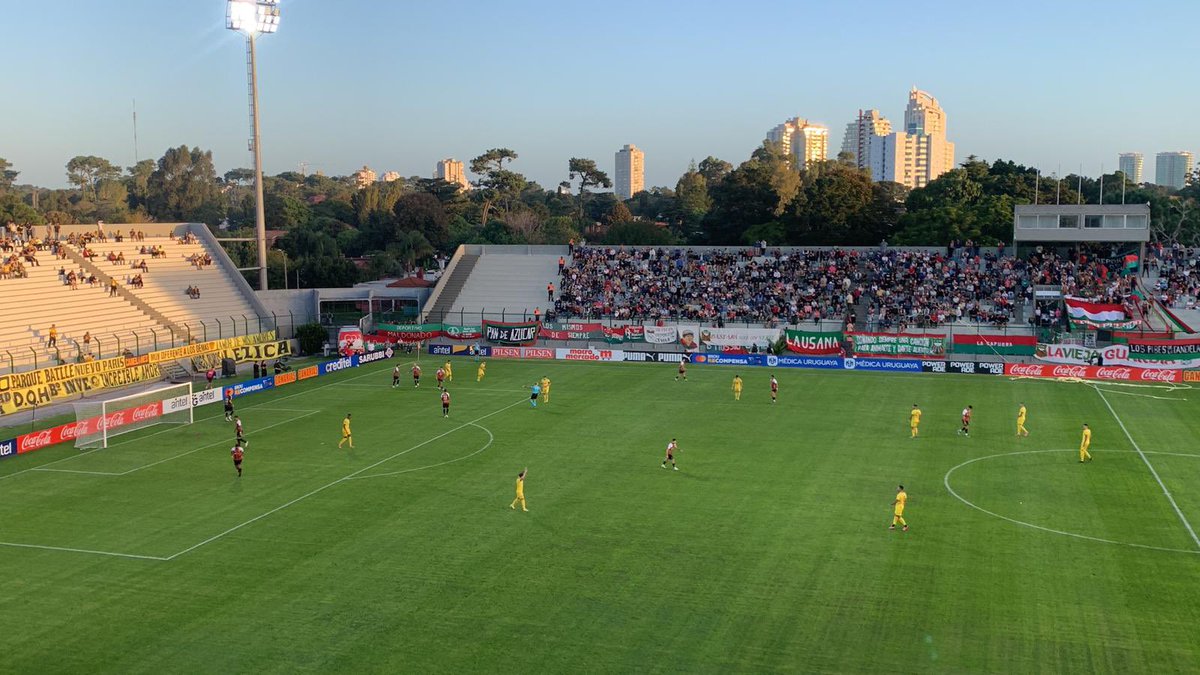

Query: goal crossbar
(70, 382), (194, 449)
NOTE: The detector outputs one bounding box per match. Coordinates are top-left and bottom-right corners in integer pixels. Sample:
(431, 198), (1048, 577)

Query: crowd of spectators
(553, 242), (1156, 330)
(554, 246), (860, 325)
(1146, 242), (1199, 309)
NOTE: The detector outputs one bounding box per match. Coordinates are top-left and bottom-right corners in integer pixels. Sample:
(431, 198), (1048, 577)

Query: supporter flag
(1123, 254), (1139, 273)
(1063, 296), (1137, 328)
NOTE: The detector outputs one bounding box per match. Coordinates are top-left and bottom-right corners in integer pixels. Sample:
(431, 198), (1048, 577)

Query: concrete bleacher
(65, 234), (263, 342)
(0, 256), (166, 371)
(442, 245), (566, 319)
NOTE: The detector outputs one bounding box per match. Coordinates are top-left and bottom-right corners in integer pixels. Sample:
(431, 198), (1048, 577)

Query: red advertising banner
(952, 334), (1037, 347)
(1004, 363), (1181, 383)
(538, 322), (603, 340)
(16, 401), (163, 455)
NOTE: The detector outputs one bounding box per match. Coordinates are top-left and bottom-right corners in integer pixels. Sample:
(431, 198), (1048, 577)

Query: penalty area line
(1095, 387), (1200, 550)
(0, 540), (169, 561)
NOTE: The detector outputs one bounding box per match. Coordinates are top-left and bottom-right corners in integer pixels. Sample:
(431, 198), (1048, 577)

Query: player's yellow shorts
(894, 508), (904, 517)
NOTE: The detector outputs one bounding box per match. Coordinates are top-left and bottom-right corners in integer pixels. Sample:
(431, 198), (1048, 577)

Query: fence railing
(0, 311), (313, 375)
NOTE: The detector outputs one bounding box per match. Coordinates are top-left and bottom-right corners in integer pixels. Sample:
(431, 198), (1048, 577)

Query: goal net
(70, 382), (194, 449)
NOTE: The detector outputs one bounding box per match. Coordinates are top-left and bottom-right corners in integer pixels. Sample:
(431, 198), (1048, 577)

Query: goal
(70, 382), (194, 449)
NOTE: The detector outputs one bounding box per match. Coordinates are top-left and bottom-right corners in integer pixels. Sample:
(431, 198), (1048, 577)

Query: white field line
(32, 468), (123, 476)
(0, 540), (169, 561)
(345, 422), (494, 482)
(165, 398), (524, 561)
(943, 448), (1200, 555)
(0, 362), (410, 483)
(1095, 388), (1200, 550)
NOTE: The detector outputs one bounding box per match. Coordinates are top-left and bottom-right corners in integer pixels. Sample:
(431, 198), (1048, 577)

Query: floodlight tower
(227, 0), (280, 291)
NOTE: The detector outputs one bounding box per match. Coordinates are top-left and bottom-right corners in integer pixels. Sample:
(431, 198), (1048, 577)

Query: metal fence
(1, 311), (315, 375)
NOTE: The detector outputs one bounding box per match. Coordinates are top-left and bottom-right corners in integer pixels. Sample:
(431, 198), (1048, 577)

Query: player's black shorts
(233, 459), (242, 467)
(225, 403), (234, 412)
(666, 453), (674, 461)
(442, 403), (450, 409)
(530, 393), (539, 400)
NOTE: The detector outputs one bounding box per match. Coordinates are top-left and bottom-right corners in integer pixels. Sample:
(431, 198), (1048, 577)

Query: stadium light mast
(227, 0), (280, 291)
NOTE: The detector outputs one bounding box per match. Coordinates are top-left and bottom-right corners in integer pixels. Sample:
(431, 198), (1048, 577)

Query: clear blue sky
(5, 0), (1196, 189)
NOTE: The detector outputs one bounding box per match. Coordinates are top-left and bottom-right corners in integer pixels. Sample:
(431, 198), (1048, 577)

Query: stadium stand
(441, 246), (563, 319)
(0, 246), (166, 371)
(62, 230), (263, 340)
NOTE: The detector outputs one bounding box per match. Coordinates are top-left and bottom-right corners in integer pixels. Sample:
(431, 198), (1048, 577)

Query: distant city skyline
(4, 1), (1199, 190)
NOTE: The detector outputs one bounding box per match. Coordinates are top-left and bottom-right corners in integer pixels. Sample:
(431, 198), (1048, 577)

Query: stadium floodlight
(226, 0), (280, 291)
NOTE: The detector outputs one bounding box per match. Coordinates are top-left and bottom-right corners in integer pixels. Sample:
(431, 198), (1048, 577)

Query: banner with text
(1006, 362), (1181, 383)
(698, 327), (781, 348)
(484, 321), (542, 346)
(0, 358), (164, 415)
(539, 322), (603, 341)
(602, 325), (645, 344)
(785, 329), (845, 356)
(443, 324), (482, 340)
(642, 325), (678, 345)
(376, 323), (444, 342)
(951, 334), (1036, 356)
(1038, 342), (1200, 369)
(849, 332), (946, 357)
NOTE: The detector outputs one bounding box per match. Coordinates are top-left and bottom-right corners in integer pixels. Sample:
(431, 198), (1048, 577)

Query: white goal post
(70, 382), (194, 449)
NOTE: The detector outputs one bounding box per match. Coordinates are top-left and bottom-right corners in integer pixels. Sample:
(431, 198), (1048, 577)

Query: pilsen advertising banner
(483, 321), (542, 346)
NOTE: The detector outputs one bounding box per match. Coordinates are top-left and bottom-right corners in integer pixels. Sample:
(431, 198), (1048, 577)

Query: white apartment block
(840, 109), (892, 171)
(614, 144), (645, 201)
(1118, 152), (1143, 183)
(860, 88), (955, 188)
(352, 165), (377, 189)
(436, 158), (470, 190)
(766, 117), (829, 168)
(1155, 152), (1193, 190)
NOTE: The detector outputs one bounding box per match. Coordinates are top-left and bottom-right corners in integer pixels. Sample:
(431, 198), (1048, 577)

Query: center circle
(943, 449), (1200, 555)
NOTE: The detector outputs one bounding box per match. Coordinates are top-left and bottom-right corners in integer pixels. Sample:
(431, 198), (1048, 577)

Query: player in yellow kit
(890, 485), (908, 531)
(909, 404), (921, 438)
(1079, 423), (1092, 463)
(477, 361), (487, 382)
(443, 360), (453, 382)
(732, 375), (743, 401)
(540, 376), (551, 403)
(509, 468), (528, 511)
(337, 413), (353, 449)
(1017, 403), (1029, 437)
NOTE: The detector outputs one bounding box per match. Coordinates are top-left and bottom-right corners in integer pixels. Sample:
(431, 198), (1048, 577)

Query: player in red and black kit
(231, 442), (245, 477)
(675, 357), (688, 382)
(224, 392), (235, 421)
(436, 367), (446, 390)
(959, 405), (973, 436)
(441, 389), (451, 418)
(412, 364), (422, 387)
(770, 375), (779, 403)
(234, 415), (246, 446)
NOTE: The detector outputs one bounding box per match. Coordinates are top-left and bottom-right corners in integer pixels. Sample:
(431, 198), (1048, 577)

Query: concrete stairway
(423, 253), (478, 322)
(449, 249), (563, 317)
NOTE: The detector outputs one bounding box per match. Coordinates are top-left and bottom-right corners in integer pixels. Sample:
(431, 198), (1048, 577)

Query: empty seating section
(0, 256), (162, 371)
(447, 250), (562, 318)
(67, 234), (262, 342)
(1, 226), (267, 374)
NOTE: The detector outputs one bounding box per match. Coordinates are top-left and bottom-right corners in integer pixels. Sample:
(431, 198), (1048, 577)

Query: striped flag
(1064, 296), (1138, 328)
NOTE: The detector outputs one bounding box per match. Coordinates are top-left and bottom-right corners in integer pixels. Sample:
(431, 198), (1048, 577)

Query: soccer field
(1, 357), (1198, 673)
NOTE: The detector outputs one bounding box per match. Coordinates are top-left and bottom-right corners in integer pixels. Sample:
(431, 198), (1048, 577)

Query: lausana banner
(784, 329), (845, 355)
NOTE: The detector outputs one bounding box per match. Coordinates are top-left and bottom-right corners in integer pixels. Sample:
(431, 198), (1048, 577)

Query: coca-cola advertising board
(1005, 362), (1180, 383)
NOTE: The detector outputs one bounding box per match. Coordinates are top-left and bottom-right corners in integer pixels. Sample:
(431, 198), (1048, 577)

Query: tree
(704, 142), (799, 244)
(697, 156), (732, 185)
(567, 157), (612, 219)
(125, 159), (155, 211)
(145, 145), (224, 225)
(65, 155), (121, 203)
(605, 202), (633, 225)
(674, 167), (710, 234)
(0, 193), (43, 225)
(470, 148), (519, 226)
(389, 230), (435, 273)
(0, 157), (17, 192)
(393, 192), (450, 250)
(602, 221), (676, 245)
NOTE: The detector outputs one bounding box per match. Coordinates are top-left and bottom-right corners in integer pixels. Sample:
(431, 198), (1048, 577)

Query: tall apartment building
(352, 165), (377, 189)
(840, 109), (892, 171)
(865, 88), (955, 189)
(614, 144), (645, 201)
(1155, 151), (1193, 190)
(766, 117), (829, 168)
(435, 158), (470, 190)
(1118, 152), (1144, 183)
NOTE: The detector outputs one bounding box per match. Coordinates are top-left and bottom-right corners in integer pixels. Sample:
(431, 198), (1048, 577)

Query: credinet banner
(0, 331), (275, 415)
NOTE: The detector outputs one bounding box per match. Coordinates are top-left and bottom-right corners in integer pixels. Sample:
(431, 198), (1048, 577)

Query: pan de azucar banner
(484, 320), (542, 346)
(0, 331), (275, 415)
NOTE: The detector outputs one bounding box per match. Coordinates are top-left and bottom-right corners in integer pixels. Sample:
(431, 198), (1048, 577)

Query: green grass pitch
(1, 357), (1199, 673)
